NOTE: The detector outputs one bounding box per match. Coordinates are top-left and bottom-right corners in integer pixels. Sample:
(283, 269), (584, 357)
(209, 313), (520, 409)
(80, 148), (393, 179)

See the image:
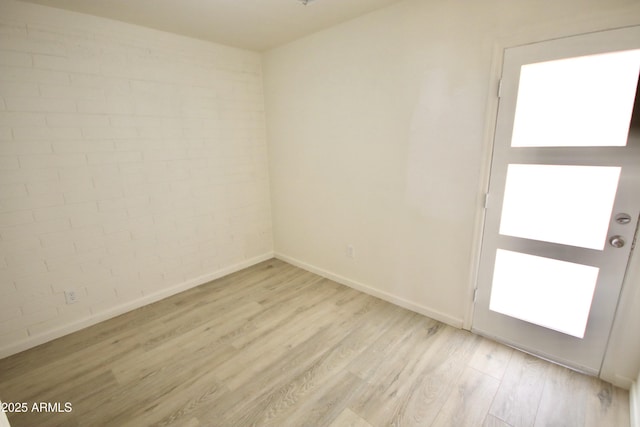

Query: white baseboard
(275, 252), (464, 329)
(0, 252), (274, 360)
(632, 381), (639, 427)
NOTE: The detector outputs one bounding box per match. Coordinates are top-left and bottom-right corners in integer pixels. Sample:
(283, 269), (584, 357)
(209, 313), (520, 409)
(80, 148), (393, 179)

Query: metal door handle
(609, 236), (625, 248)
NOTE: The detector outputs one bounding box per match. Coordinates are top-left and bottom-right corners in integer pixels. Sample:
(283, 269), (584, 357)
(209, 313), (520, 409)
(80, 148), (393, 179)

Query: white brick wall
(0, 0), (273, 357)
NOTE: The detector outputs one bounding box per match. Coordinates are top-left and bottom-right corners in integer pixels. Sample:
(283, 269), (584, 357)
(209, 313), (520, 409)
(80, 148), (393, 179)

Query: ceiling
(18, 0), (406, 51)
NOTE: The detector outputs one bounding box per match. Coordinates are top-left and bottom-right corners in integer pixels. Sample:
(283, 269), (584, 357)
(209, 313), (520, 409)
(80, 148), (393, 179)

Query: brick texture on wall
(0, 0), (273, 356)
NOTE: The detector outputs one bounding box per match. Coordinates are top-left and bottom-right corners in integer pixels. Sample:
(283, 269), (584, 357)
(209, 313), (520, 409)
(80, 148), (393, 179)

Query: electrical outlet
(64, 290), (78, 305)
(346, 244), (355, 258)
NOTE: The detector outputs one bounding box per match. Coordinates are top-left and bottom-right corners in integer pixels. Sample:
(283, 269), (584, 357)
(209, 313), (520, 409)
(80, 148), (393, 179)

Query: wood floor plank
(198, 295), (400, 424)
(5, 371), (117, 427)
(111, 301), (260, 384)
(350, 325), (481, 427)
(469, 337), (514, 380)
(346, 310), (426, 381)
(484, 413), (514, 427)
(192, 326), (337, 423)
(78, 349), (232, 426)
(489, 350), (549, 427)
(217, 283), (385, 393)
(584, 376), (630, 427)
(329, 408), (373, 427)
(279, 372), (366, 427)
(533, 363), (590, 427)
(7, 409), (78, 427)
(0, 259), (630, 427)
(229, 277), (342, 350)
(430, 366), (501, 427)
(217, 301), (338, 390)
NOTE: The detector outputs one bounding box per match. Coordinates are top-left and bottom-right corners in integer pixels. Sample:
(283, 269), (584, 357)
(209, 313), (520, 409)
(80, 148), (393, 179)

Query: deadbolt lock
(609, 235), (625, 248)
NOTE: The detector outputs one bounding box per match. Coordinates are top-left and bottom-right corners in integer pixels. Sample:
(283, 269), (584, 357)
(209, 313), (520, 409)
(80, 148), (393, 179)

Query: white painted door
(472, 26), (640, 375)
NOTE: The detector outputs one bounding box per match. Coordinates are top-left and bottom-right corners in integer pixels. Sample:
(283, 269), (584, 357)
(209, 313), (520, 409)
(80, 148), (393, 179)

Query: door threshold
(471, 327), (599, 377)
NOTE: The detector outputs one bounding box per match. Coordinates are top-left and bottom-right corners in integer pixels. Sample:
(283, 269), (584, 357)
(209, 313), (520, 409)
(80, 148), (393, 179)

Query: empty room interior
(1, 0), (640, 426)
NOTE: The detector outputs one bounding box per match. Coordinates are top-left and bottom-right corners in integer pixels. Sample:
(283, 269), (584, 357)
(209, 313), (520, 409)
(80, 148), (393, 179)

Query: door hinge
(497, 79), (503, 98)
(483, 193), (490, 209)
(473, 288), (478, 302)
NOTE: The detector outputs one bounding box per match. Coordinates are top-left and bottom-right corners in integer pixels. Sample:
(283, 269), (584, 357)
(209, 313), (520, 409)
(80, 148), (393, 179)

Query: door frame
(464, 24), (640, 386)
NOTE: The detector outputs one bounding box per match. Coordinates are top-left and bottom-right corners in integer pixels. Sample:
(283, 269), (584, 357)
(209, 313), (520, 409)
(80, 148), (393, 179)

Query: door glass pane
(490, 249), (599, 338)
(499, 164), (620, 250)
(511, 49), (640, 147)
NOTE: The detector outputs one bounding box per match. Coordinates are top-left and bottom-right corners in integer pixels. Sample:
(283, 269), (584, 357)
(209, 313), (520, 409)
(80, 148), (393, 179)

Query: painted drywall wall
(263, 0), (640, 386)
(0, 0), (273, 357)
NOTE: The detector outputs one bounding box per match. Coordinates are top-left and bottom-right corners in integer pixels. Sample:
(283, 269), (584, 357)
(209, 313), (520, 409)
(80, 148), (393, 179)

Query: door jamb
(462, 41), (502, 330)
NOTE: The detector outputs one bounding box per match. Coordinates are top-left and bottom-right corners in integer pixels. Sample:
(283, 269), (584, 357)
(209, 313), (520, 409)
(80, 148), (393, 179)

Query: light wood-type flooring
(0, 259), (630, 426)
